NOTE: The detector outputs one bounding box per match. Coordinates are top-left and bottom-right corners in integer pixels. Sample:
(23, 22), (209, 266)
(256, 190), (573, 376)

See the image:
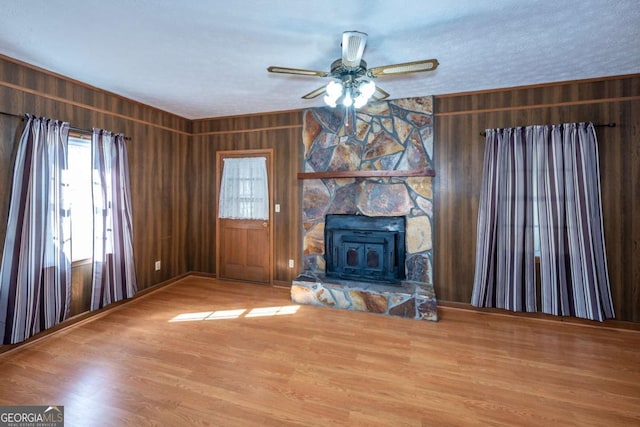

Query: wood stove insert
(324, 214), (406, 284)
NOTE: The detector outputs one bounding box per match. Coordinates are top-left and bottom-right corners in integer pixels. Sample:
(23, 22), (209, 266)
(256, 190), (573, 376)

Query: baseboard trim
(188, 271), (292, 289)
(187, 271), (217, 279)
(437, 300), (640, 332)
(272, 280), (292, 288)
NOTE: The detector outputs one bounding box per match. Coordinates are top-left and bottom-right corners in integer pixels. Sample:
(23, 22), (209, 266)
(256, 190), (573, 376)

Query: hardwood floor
(1, 276), (639, 426)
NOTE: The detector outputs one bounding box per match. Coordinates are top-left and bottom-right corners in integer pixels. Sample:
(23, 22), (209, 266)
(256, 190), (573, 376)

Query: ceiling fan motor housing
(330, 59), (368, 80)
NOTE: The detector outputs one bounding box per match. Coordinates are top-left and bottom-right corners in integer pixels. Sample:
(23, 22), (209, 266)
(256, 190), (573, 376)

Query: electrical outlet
(275, 204), (281, 213)
(288, 259), (295, 269)
(155, 260), (161, 271)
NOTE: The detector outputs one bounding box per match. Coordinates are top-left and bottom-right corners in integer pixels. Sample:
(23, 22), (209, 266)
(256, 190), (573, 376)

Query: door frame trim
(215, 149), (275, 284)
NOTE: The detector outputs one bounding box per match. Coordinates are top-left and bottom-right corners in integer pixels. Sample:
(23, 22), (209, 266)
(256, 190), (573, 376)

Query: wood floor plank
(0, 275), (639, 426)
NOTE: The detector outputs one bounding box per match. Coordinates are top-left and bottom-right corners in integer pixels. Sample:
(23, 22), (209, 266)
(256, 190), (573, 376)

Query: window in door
(218, 157), (269, 220)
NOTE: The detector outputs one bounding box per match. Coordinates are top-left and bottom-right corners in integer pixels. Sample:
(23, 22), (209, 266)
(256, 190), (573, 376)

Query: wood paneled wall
(433, 74), (640, 322)
(0, 55), (192, 308)
(190, 114), (303, 284)
(1, 53), (637, 323)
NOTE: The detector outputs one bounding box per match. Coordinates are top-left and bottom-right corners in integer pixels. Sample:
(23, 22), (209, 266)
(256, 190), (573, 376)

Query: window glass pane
(218, 157), (269, 220)
(532, 151), (540, 256)
(68, 137), (93, 261)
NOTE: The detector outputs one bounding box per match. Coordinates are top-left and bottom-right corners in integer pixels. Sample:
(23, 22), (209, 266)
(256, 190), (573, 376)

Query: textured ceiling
(0, 0), (638, 119)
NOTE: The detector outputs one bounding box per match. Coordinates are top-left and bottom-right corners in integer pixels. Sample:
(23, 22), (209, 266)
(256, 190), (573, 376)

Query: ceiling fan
(267, 31), (439, 109)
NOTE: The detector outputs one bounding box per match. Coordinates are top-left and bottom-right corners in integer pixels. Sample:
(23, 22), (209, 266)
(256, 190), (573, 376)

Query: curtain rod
(0, 110), (132, 141)
(479, 122), (616, 137)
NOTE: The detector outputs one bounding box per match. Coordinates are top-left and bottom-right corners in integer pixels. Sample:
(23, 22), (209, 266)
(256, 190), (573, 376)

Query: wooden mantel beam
(297, 169), (435, 180)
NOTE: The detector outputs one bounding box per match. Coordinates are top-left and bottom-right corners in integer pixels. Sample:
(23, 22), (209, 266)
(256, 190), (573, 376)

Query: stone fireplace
(291, 97), (437, 321)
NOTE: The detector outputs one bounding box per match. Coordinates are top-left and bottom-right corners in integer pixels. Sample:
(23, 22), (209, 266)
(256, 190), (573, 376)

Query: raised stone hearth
(292, 273), (437, 321)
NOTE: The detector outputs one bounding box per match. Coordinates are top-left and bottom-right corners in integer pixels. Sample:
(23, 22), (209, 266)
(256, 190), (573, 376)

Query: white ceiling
(0, 0), (638, 120)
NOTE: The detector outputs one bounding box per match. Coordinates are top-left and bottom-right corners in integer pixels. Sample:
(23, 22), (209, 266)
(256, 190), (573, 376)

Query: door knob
(262, 222), (268, 228)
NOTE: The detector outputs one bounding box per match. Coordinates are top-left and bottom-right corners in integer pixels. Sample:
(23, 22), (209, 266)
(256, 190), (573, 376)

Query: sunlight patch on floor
(205, 309), (247, 320)
(168, 305), (300, 322)
(245, 305), (300, 318)
(169, 311), (214, 322)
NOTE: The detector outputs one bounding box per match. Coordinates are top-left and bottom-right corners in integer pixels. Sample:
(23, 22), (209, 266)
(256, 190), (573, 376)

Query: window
(67, 135), (93, 262)
(218, 157), (269, 220)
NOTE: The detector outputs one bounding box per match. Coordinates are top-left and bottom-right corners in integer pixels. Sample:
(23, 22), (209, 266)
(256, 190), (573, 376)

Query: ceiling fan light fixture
(326, 80), (343, 98)
(323, 80), (343, 107)
(359, 80), (376, 98)
(342, 91), (353, 107)
(323, 79), (377, 109)
(323, 94), (337, 108)
(353, 80), (376, 108)
(353, 95), (367, 109)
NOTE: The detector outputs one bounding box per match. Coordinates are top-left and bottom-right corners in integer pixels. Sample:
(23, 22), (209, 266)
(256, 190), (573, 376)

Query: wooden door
(216, 150), (273, 284)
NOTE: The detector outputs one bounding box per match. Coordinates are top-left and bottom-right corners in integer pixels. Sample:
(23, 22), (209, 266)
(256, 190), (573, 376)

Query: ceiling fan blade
(341, 31), (368, 69)
(302, 85), (327, 99)
(367, 59), (439, 78)
(372, 86), (390, 101)
(267, 66), (329, 77)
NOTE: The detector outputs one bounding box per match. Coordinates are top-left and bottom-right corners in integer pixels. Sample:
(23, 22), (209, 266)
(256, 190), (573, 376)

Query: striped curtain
(471, 127), (537, 312)
(472, 122), (614, 321)
(90, 129), (137, 310)
(534, 123), (614, 321)
(0, 116), (71, 344)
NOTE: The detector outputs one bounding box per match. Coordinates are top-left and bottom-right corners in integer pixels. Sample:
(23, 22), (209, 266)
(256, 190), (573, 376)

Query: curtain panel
(534, 123), (614, 320)
(90, 129), (137, 310)
(471, 127), (537, 312)
(0, 115), (71, 344)
(472, 122), (614, 321)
